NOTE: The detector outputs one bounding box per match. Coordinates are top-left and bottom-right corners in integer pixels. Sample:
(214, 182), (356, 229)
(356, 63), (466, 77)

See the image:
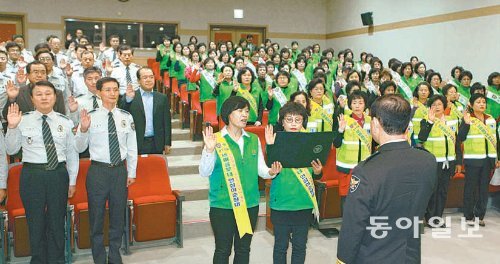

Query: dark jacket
(120, 89), (171, 154)
(337, 141), (437, 264)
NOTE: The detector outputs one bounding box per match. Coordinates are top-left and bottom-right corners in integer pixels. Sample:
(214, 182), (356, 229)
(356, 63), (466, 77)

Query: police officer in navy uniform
(336, 95), (437, 264)
(5, 80), (79, 263)
(75, 77), (137, 264)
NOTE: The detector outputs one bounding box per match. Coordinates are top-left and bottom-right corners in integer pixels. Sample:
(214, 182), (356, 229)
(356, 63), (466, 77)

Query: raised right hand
(265, 124), (276, 145)
(125, 84), (135, 99)
(68, 96), (79, 113)
(202, 126), (217, 153)
(6, 80), (19, 100)
(338, 114), (347, 132)
(427, 106), (436, 122)
(66, 33), (72, 41)
(99, 42), (106, 52)
(79, 109), (91, 132)
(7, 103), (22, 129)
(463, 112), (471, 125)
(105, 59), (113, 75)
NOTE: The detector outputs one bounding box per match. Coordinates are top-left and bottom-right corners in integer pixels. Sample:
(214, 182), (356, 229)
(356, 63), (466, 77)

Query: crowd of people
(0, 29), (498, 263)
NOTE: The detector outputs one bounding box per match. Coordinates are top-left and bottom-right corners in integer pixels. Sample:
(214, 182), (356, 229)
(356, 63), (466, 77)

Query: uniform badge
(131, 122), (135, 131)
(121, 120), (126, 128)
(350, 175), (361, 193)
(27, 137), (33, 144)
(215, 143), (221, 149)
(57, 125), (63, 132)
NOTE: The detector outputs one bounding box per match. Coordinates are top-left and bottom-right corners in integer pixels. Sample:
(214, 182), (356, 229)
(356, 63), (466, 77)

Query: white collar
(220, 126), (250, 138)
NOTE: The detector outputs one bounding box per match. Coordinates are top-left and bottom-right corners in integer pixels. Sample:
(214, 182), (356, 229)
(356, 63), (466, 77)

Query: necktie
(42, 115), (59, 170)
(92, 95), (99, 109)
(126, 66), (132, 84)
(108, 112), (121, 165)
(112, 51), (116, 62)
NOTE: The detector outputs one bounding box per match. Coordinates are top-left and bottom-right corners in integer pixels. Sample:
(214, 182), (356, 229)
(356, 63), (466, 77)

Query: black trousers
(86, 162), (128, 264)
(425, 161), (453, 223)
(139, 137), (162, 155)
(20, 163), (69, 264)
(209, 206), (259, 264)
(271, 209), (311, 264)
(464, 159), (492, 220)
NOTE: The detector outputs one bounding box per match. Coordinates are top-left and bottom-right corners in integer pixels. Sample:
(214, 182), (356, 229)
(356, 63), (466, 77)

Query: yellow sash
(471, 118), (497, 152)
(450, 103), (463, 119)
(417, 101), (429, 117)
(238, 87), (258, 118)
(214, 133), (253, 238)
(310, 100), (334, 127)
(434, 119), (456, 145)
(291, 168), (319, 222)
(347, 117), (372, 152)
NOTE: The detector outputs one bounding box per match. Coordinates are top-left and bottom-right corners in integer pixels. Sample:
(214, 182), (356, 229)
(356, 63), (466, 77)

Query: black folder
(266, 132), (333, 168)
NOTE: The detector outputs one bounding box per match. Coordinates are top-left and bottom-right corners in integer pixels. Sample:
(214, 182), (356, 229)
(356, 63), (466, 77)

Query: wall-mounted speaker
(361, 12), (373, 26)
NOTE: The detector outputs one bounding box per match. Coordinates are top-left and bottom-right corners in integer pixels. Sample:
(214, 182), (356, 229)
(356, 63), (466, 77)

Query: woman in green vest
(213, 65), (235, 115)
(189, 57), (217, 103)
(427, 72), (443, 95)
(442, 84), (464, 123)
(400, 62), (418, 92)
(447, 66), (463, 88)
(233, 67), (266, 126)
(186, 51), (201, 91)
(200, 96), (282, 264)
(174, 45), (191, 86)
(267, 71), (297, 125)
(457, 70), (473, 108)
(307, 78), (334, 132)
(418, 95), (461, 227)
(290, 56), (308, 92)
(458, 94), (499, 227)
(333, 91), (372, 205)
(265, 102), (323, 264)
(155, 36), (171, 77)
(169, 42), (182, 83)
(413, 61), (426, 83)
(485, 72), (499, 120)
(290, 91), (311, 119)
(411, 82), (434, 144)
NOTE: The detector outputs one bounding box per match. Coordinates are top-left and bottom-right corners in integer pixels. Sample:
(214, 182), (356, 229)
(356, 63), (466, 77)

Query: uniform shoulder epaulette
(87, 109), (97, 114)
(74, 93), (84, 98)
(413, 146), (430, 153)
(363, 151), (381, 163)
(117, 108), (131, 115)
(22, 111), (33, 116)
(55, 112), (70, 120)
(131, 63), (141, 68)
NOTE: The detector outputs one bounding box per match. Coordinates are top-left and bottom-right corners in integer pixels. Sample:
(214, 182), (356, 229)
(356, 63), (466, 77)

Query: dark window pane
(143, 23), (177, 48)
(106, 23), (140, 48)
(65, 20), (103, 45)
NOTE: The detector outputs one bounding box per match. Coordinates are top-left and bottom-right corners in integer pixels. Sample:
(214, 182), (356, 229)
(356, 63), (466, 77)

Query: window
(64, 19), (177, 49)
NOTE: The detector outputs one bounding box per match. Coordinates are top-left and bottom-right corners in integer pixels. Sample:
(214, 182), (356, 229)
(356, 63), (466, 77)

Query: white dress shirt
(110, 60), (140, 95)
(69, 90), (102, 124)
(5, 110), (79, 185)
(199, 126), (274, 179)
(75, 107), (138, 178)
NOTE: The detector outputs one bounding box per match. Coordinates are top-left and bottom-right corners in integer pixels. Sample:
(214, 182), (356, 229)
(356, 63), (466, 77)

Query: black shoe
(479, 220), (485, 227)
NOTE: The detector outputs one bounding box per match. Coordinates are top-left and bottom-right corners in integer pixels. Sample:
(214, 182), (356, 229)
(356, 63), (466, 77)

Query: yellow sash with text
(471, 118), (497, 152)
(291, 168), (320, 222)
(214, 133), (253, 238)
(347, 117), (372, 152)
(310, 100), (334, 127)
(434, 119), (456, 145)
(238, 87), (258, 118)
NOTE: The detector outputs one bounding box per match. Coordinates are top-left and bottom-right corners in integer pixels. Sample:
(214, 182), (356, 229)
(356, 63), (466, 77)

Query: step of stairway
(166, 154), (201, 176)
(170, 174), (208, 201)
(171, 128), (191, 141)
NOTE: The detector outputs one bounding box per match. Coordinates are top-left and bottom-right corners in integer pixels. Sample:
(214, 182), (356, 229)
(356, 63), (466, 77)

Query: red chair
(262, 111), (269, 126)
(178, 84), (190, 129)
(163, 71), (171, 92)
(126, 155), (183, 248)
(202, 100), (219, 132)
(189, 91), (203, 140)
(147, 58), (155, 69)
(5, 164), (72, 261)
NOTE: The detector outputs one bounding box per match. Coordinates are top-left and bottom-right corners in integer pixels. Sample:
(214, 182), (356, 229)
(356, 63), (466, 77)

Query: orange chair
(178, 84), (190, 129)
(170, 78), (179, 114)
(151, 62), (162, 92)
(189, 91), (203, 140)
(202, 100), (219, 132)
(262, 110), (269, 126)
(5, 163), (72, 262)
(126, 155), (183, 248)
(147, 58), (155, 69)
(68, 160), (112, 252)
(163, 71), (171, 92)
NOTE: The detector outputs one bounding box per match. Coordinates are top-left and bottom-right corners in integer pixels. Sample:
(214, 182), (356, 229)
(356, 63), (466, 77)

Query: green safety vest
(462, 117), (497, 159)
(216, 80), (234, 115)
(209, 133), (260, 209)
(199, 70), (217, 102)
(485, 86), (500, 120)
(270, 168), (315, 211)
(268, 85), (296, 125)
(422, 116), (458, 162)
(336, 115), (372, 169)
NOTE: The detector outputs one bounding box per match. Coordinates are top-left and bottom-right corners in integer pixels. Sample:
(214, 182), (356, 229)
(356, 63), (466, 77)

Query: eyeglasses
(38, 57), (52, 62)
(283, 116), (303, 124)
